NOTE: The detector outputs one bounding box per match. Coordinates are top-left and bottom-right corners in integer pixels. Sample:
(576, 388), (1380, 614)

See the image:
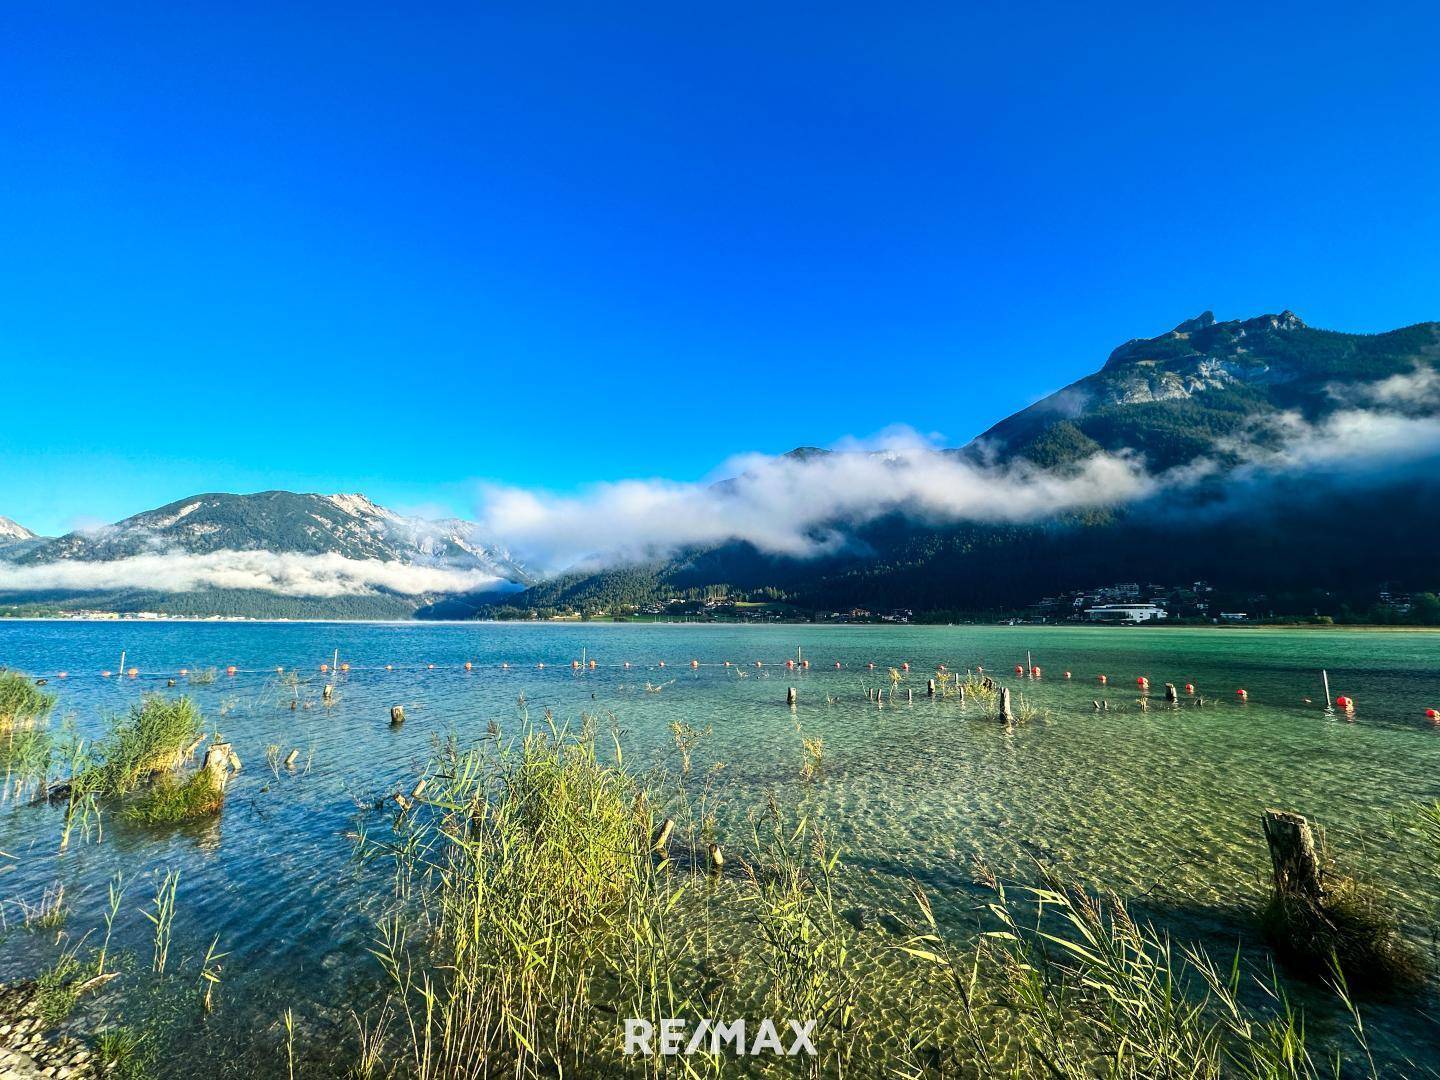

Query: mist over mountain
(0, 491), (529, 618)
(5, 311), (1438, 621)
(458, 310), (1440, 620)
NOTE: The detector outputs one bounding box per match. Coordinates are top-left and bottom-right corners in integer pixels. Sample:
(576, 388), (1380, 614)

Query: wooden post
(1262, 809), (1323, 903)
(202, 743), (233, 789)
(907, 688), (913, 703)
(283, 748), (299, 769)
(956, 684), (965, 705)
(323, 684), (334, 701)
(1164, 683), (1178, 703)
(708, 843), (724, 873)
(651, 817), (675, 853)
(927, 678), (936, 696)
(786, 686), (797, 706)
(390, 705), (405, 726)
(999, 686), (1014, 726)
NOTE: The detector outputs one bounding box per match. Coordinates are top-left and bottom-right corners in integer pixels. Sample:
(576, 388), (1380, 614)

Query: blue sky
(3, 1), (1439, 537)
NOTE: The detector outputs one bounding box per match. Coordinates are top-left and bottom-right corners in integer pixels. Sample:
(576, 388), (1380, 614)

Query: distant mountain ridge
(477, 310), (1440, 620)
(0, 491), (530, 618)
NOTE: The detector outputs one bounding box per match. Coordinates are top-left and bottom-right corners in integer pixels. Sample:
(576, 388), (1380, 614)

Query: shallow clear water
(2, 621), (1439, 1072)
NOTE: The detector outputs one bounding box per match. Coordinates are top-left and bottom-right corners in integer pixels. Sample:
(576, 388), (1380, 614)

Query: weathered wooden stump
(390, 705), (405, 726)
(927, 678), (936, 697)
(202, 743), (234, 788)
(708, 843), (724, 873)
(651, 817), (675, 853)
(956, 684), (965, 705)
(999, 686), (1014, 726)
(283, 748), (299, 769)
(322, 684), (334, 701)
(786, 686), (797, 706)
(1164, 683), (1178, 704)
(1262, 809), (1323, 903)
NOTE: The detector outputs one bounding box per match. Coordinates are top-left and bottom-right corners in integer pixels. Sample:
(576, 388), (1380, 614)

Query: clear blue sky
(4, 1), (1439, 536)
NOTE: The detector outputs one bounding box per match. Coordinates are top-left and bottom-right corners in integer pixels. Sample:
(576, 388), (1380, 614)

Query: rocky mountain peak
(0, 516), (37, 541)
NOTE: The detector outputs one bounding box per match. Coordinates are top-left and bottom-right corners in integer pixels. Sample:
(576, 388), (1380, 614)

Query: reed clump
(1259, 871), (1424, 993)
(83, 696), (204, 796)
(0, 670), (55, 729)
(121, 768), (225, 825)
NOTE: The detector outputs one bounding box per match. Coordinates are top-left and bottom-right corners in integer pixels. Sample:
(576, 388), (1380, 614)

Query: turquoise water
(2, 621), (1439, 1072)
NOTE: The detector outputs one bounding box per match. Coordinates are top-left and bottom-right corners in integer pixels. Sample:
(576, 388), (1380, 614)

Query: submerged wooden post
(787, 686), (797, 707)
(927, 678), (936, 697)
(956, 684), (965, 705)
(390, 705), (405, 726)
(322, 684), (334, 701)
(999, 686), (1014, 726)
(708, 843), (724, 873)
(651, 817), (675, 853)
(1164, 683), (1178, 704)
(283, 748), (299, 769)
(1262, 809), (1323, 903)
(907, 688), (913, 703)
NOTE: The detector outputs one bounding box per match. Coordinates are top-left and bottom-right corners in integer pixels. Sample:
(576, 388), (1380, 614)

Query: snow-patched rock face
(0, 516), (36, 542)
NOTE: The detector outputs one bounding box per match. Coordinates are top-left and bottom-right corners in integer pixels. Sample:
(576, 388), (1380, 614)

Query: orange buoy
(465, 661), (474, 670)
(1236, 688), (1248, 701)
(589, 659), (596, 669)
(127, 667), (138, 677)
(1015, 664), (1024, 675)
(572, 660), (581, 670)
(786, 659), (795, 669)
(179, 668), (189, 676)
(902, 662), (910, 672)
(226, 665), (237, 676)
(340, 663), (350, 672)
(802, 659), (809, 669)
(101, 670), (112, 678)
(690, 659), (699, 669)
(57, 671), (68, 679)
(1184, 683), (1195, 694)
(1031, 666), (1041, 678)
(1335, 695), (1354, 711)
(1098, 675), (1108, 685)
(320, 663), (329, 673)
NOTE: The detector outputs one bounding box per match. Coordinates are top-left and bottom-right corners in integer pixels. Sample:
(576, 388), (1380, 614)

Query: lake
(2, 620), (1439, 1074)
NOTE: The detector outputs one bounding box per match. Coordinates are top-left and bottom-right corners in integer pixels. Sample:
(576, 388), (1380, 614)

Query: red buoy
(1031, 666), (1041, 678)
(1336, 695), (1354, 711)
(834, 661), (841, 669)
(1236, 688), (1248, 701)
(1426, 708), (1438, 720)
(1098, 674), (1108, 685)
(1136, 676), (1149, 690)
(691, 659), (699, 669)
(1063, 671), (1071, 679)
(226, 665), (237, 676)
(1185, 683), (1195, 695)
(902, 662), (910, 672)
(319, 663), (329, 673)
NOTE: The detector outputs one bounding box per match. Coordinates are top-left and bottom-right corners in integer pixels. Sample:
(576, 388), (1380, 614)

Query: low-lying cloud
(0, 550), (505, 598)
(478, 402), (1440, 573)
(476, 442), (1158, 572)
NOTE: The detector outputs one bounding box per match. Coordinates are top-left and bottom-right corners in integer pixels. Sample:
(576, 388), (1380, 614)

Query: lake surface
(2, 621), (1439, 1073)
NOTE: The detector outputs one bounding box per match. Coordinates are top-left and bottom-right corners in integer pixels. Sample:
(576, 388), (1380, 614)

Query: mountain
(0, 517), (37, 542)
(0, 492), (530, 619)
(476, 311), (1440, 621)
(0, 516), (46, 560)
(967, 310), (1439, 470)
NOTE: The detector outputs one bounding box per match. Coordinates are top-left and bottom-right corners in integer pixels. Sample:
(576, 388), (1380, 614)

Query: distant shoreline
(1, 615), (1438, 632)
